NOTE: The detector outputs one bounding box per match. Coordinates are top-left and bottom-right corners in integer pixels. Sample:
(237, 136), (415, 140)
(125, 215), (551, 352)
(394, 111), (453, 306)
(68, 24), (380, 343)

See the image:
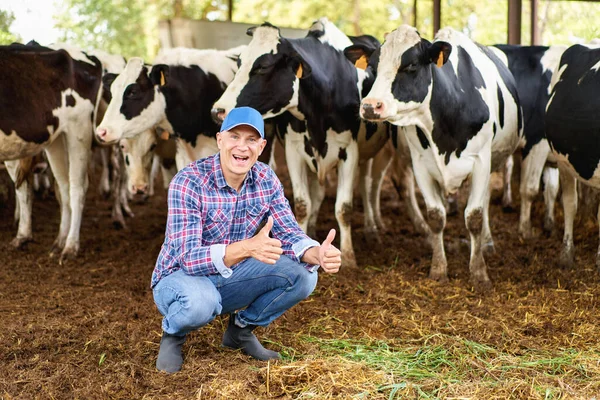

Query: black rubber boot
(222, 315), (280, 361)
(156, 332), (186, 373)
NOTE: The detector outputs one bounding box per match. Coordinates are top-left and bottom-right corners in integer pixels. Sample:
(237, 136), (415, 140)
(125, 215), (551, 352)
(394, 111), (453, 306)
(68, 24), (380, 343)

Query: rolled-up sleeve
(166, 174), (226, 277)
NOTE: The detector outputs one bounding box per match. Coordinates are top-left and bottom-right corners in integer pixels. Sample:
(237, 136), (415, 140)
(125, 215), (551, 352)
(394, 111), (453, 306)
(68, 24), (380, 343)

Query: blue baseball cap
(220, 107), (265, 138)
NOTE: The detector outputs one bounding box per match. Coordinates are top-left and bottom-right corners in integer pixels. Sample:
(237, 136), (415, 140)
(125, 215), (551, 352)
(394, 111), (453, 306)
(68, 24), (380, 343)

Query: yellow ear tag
(436, 52), (444, 68)
(355, 55), (368, 70)
(159, 130), (170, 141)
(160, 70), (166, 86)
(296, 63), (303, 79)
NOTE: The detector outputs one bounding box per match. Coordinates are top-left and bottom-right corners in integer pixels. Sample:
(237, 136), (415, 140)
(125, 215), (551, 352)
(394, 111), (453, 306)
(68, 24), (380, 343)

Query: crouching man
(151, 107), (342, 373)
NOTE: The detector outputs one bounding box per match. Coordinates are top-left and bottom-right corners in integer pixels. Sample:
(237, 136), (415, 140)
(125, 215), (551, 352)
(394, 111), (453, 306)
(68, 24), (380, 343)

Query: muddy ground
(1, 149), (599, 399)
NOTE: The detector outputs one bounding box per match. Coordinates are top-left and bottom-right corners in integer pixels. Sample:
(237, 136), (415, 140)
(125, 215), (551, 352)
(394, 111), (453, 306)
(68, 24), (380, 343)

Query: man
(151, 106), (342, 373)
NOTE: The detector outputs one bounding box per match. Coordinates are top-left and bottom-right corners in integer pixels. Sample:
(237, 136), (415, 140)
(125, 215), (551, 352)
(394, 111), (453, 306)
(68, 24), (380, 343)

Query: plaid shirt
(151, 153), (319, 288)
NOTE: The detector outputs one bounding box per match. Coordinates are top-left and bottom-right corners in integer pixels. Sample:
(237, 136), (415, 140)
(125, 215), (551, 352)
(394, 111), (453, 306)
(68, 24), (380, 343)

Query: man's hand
(317, 229), (342, 273)
(243, 216), (283, 264)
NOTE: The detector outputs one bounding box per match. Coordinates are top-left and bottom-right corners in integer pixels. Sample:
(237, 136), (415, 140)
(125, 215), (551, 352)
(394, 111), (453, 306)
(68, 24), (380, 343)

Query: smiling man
(151, 106), (342, 373)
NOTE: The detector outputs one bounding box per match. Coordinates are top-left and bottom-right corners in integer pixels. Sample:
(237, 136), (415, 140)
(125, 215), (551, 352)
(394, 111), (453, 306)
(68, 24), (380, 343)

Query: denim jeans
(152, 255), (318, 336)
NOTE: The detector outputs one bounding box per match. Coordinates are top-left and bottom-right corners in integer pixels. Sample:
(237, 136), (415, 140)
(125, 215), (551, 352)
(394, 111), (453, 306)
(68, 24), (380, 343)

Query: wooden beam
(228, 0), (233, 21)
(508, 0), (522, 44)
(413, 0), (418, 28)
(531, 0), (541, 45)
(433, 0), (441, 37)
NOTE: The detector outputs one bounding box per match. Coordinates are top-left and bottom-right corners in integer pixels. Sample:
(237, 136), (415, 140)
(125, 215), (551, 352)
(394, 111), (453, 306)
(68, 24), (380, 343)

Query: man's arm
(301, 229), (342, 274)
(223, 217), (283, 266)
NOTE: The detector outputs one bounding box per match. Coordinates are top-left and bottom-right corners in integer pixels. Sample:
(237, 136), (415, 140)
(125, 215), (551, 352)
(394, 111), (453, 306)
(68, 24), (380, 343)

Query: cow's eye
(402, 64), (418, 73)
(150, 144), (156, 151)
(124, 85), (139, 98)
(253, 65), (270, 75)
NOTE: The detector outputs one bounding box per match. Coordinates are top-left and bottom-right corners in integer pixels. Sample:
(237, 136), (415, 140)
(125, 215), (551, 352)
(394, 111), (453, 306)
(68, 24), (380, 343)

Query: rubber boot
(156, 332), (186, 373)
(222, 314), (280, 361)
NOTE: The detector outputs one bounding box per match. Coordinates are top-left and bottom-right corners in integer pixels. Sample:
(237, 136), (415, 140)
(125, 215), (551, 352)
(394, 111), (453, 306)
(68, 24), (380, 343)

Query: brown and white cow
(1, 43), (103, 261)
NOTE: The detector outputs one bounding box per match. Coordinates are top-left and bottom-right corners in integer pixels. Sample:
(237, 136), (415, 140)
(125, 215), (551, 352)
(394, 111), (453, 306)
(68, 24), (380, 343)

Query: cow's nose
(96, 128), (107, 141)
(132, 185), (148, 195)
(361, 99), (385, 120)
(211, 108), (226, 124)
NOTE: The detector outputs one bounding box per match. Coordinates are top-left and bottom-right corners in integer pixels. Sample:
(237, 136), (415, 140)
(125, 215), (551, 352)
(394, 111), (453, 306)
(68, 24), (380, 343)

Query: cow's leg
(336, 141), (358, 268)
(482, 186), (495, 253)
(412, 163), (447, 281)
(149, 154), (160, 197)
(306, 171), (325, 238)
(285, 134), (310, 233)
(359, 158), (379, 244)
(465, 151), (492, 291)
(110, 145), (127, 229)
(98, 146), (111, 198)
(542, 166), (559, 233)
(559, 166), (577, 268)
(44, 135), (71, 256)
(60, 123), (93, 262)
(502, 154), (514, 212)
(5, 160), (33, 248)
(370, 143), (393, 232)
(519, 141), (550, 239)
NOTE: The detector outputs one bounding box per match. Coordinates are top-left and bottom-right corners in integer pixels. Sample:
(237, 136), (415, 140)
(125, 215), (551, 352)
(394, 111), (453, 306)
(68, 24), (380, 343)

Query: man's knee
(295, 269), (318, 300)
(184, 289), (222, 329)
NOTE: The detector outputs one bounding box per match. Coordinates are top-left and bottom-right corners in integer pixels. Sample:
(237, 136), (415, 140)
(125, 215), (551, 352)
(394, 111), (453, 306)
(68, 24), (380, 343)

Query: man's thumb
(322, 229), (336, 247)
(261, 216), (274, 236)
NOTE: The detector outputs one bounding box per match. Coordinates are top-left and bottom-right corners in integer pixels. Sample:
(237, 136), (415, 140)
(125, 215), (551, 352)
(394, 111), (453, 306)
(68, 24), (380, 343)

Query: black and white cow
(545, 43), (600, 269)
(96, 46), (245, 170)
(0, 43), (103, 261)
(211, 18), (397, 268)
(492, 44), (566, 238)
(352, 26), (522, 289)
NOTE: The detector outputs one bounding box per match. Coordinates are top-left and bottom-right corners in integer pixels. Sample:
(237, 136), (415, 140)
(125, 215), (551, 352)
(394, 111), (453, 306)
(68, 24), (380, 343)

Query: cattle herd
(1, 17), (599, 291)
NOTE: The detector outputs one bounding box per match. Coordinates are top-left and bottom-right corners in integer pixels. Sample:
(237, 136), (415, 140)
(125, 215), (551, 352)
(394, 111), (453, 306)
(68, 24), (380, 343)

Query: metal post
(433, 0), (441, 38)
(508, 0), (522, 44)
(531, 0), (540, 45)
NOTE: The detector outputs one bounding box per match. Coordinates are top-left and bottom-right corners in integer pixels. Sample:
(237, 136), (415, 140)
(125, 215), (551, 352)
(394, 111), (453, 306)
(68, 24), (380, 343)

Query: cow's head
(96, 58), (168, 144)
(119, 127), (172, 197)
(211, 23), (311, 123)
(358, 25), (451, 124)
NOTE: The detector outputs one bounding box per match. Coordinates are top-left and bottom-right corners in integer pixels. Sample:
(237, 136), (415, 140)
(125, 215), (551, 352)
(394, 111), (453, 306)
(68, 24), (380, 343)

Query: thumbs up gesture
(247, 216), (283, 264)
(318, 229), (342, 274)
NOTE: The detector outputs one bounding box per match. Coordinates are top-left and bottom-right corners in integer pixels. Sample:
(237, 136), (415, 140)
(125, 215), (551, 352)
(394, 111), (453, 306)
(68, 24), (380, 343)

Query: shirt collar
(213, 152), (258, 190)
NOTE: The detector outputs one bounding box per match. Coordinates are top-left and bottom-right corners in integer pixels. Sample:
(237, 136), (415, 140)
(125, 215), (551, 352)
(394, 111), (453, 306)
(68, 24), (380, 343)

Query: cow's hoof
(470, 276), (493, 293)
(112, 218), (126, 230)
(559, 247), (574, 269)
(364, 226), (381, 246)
(10, 236), (32, 249)
(49, 241), (64, 258)
(59, 247), (79, 265)
(375, 219), (387, 232)
(543, 216), (555, 235)
(519, 226), (538, 240)
(342, 252), (357, 269)
(429, 269), (449, 283)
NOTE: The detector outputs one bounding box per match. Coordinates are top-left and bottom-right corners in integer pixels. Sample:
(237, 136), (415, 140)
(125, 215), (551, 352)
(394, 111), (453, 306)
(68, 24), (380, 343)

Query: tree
(0, 9), (21, 45)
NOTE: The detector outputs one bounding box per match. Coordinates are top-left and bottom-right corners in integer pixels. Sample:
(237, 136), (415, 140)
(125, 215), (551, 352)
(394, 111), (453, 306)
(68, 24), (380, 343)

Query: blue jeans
(152, 255), (318, 336)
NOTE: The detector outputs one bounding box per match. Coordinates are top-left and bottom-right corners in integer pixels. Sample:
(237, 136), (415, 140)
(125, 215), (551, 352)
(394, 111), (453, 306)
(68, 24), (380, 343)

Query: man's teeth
(234, 155), (248, 160)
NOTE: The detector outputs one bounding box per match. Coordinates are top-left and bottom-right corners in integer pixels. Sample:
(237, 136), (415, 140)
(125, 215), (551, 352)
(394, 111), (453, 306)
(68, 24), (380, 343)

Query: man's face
(216, 125), (266, 180)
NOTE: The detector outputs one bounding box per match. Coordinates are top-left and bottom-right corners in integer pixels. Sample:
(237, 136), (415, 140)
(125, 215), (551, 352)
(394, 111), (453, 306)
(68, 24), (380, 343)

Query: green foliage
(45, 0), (600, 61)
(0, 9), (21, 45)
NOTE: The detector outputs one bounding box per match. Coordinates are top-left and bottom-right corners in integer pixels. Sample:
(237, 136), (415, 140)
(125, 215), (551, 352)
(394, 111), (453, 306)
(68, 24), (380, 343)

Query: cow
(492, 44), (566, 238)
(119, 127), (177, 198)
(211, 18), (399, 268)
(0, 43), (103, 262)
(350, 25), (522, 289)
(95, 46), (246, 171)
(545, 43), (600, 269)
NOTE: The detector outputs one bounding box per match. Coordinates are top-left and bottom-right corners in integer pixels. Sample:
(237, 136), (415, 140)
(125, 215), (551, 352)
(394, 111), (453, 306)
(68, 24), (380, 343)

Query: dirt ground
(1, 149), (599, 399)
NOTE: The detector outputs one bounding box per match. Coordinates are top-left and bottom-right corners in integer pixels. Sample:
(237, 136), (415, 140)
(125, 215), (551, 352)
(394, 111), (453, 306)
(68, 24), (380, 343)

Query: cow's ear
(428, 41), (452, 68)
(247, 26), (257, 37)
(344, 45), (373, 70)
(150, 64), (169, 86)
(289, 55), (311, 79)
(102, 73), (117, 91)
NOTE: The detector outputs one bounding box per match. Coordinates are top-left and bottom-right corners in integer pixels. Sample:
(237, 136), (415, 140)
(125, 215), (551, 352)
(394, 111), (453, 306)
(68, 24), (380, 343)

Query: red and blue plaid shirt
(152, 153), (319, 288)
